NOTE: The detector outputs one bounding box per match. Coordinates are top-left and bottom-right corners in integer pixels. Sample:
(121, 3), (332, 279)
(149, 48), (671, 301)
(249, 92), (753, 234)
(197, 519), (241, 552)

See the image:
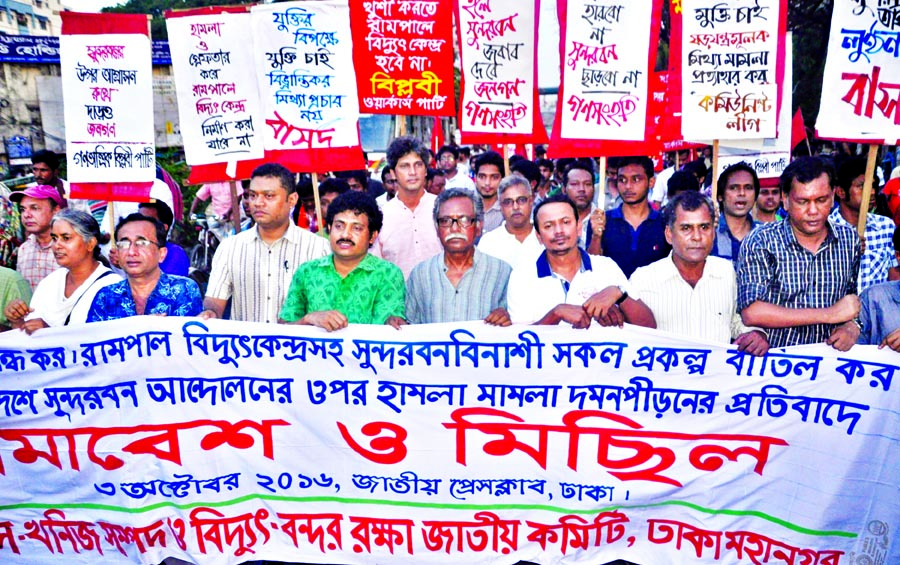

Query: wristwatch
(615, 286), (629, 305)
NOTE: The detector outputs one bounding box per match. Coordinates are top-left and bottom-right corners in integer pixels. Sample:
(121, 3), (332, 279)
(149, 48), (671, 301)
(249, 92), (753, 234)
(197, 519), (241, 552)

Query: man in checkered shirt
(737, 157), (862, 350)
(829, 155), (899, 293)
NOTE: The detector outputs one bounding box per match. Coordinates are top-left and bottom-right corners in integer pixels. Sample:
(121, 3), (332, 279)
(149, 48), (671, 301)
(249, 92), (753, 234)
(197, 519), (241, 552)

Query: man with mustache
(477, 175), (543, 268)
(508, 193), (656, 328)
(630, 191), (768, 354)
(405, 188), (512, 325)
(712, 162), (760, 262)
(279, 191), (405, 331)
(11, 185), (62, 290)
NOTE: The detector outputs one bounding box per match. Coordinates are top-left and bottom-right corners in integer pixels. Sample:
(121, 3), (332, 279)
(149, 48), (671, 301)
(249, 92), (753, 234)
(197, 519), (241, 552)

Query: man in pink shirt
(371, 136), (442, 279)
(190, 181), (237, 239)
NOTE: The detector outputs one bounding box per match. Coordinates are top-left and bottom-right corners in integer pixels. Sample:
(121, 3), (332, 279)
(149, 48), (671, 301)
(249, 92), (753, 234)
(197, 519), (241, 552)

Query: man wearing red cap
(11, 185), (62, 290)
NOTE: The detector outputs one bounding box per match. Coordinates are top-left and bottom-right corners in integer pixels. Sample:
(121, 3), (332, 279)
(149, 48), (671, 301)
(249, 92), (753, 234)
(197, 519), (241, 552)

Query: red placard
(349, 0), (455, 116)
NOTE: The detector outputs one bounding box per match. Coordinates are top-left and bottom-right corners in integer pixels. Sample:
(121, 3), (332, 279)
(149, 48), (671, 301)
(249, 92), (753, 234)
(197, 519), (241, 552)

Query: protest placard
(455, 0), (547, 144)
(350, 0), (455, 117)
(681, 0), (787, 141)
(167, 8), (265, 166)
(816, 0), (900, 144)
(60, 12), (156, 201)
(0, 318), (897, 563)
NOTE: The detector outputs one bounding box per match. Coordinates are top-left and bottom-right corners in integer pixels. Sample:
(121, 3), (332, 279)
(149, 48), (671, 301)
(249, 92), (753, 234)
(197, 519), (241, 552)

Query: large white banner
(681, 0), (782, 140)
(816, 0), (900, 143)
(251, 1), (361, 152)
(60, 32), (155, 183)
(0, 318), (898, 564)
(559, 1), (654, 141)
(167, 12), (265, 166)
(457, 0), (536, 135)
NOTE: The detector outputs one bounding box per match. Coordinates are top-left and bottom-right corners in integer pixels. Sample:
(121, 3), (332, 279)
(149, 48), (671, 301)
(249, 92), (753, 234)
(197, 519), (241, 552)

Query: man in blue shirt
(712, 162), (760, 262)
(859, 224), (900, 351)
(87, 214), (202, 321)
(598, 156), (671, 277)
(138, 200), (190, 276)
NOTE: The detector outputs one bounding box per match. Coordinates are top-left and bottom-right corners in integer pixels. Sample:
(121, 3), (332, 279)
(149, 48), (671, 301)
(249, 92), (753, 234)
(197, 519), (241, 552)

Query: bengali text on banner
(0, 318), (897, 563)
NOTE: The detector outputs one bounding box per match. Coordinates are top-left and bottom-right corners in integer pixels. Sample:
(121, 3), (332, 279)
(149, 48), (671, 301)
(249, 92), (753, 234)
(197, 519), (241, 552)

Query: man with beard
(405, 188), (512, 325)
(508, 193), (656, 328)
(473, 150), (506, 233)
(753, 182), (785, 223)
(712, 162), (760, 262)
(560, 161), (603, 252)
(279, 191), (405, 331)
(598, 156), (671, 277)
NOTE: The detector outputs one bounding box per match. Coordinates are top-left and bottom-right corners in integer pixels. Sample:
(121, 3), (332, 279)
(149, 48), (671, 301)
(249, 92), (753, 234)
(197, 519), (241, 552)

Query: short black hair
(436, 145), (459, 160)
(617, 156), (655, 179)
(325, 190), (383, 234)
(334, 169), (367, 189)
(667, 170), (700, 199)
(718, 162), (760, 201)
(138, 200), (174, 229)
(563, 161), (594, 185)
(32, 149), (60, 170)
(683, 159), (708, 180)
(536, 158), (554, 172)
(114, 212), (168, 247)
(836, 155), (872, 190)
(511, 159), (541, 186)
(532, 192), (579, 233)
(472, 150), (505, 177)
(318, 177), (350, 197)
(386, 136), (430, 170)
(251, 163), (296, 195)
(780, 156), (834, 195)
(508, 154), (526, 167)
(296, 175), (314, 198)
(380, 166), (394, 183)
(663, 190), (715, 229)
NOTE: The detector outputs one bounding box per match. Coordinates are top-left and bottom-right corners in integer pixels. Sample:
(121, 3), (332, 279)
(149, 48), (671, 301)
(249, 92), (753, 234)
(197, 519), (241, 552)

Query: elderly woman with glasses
(4, 209), (122, 333)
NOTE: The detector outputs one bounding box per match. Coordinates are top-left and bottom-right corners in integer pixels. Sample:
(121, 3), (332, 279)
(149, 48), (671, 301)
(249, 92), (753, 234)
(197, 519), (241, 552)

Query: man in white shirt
(478, 175), (543, 267)
(437, 145), (475, 192)
(507, 193), (656, 328)
(630, 191), (769, 354)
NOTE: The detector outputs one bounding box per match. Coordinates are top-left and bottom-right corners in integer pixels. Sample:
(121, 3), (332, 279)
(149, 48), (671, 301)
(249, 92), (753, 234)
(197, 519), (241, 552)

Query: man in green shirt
(278, 191), (406, 331)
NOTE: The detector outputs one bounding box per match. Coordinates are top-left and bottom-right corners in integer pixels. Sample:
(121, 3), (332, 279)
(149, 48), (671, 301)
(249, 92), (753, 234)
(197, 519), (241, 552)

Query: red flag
(791, 109), (807, 149)
(431, 116), (445, 156)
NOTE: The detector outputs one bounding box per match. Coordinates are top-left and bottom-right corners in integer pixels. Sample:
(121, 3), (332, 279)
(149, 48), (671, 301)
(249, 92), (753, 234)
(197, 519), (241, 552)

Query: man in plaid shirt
(738, 157), (861, 350)
(11, 185), (62, 290)
(830, 155), (899, 293)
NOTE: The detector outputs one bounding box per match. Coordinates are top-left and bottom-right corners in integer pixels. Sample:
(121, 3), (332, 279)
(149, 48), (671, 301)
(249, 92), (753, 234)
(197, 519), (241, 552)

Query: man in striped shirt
(631, 191), (768, 354)
(200, 163), (329, 323)
(738, 157), (861, 350)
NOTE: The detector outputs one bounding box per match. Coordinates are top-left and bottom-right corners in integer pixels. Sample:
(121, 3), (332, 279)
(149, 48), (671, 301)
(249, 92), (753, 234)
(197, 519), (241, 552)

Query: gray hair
(50, 208), (103, 260)
(433, 187), (484, 223)
(498, 174), (532, 197)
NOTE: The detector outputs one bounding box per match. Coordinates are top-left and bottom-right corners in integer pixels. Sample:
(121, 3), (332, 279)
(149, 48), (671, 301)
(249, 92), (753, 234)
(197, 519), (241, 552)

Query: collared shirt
(86, 273), (203, 322)
(207, 223), (330, 323)
(477, 223), (544, 268)
(508, 248), (630, 325)
(737, 219), (860, 348)
(445, 172), (475, 192)
(600, 206), (671, 278)
(630, 254), (748, 343)
(712, 213), (759, 263)
(195, 182), (233, 217)
(482, 198), (503, 233)
(17, 234), (57, 290)
(0, 266), (30, 326)
(372, 191), (442, 279)
(406, 250), (511, 323)
(859, 281), (900, 345)
(829, 208), (898, 293)
(279, 253), (405, 324)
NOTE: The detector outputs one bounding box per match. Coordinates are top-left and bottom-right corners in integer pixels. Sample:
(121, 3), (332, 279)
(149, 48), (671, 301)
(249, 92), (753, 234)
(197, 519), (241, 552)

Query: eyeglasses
(115, 238), (160, 251)
(500, 196), (531, 207)
(436, 216), (477, 228)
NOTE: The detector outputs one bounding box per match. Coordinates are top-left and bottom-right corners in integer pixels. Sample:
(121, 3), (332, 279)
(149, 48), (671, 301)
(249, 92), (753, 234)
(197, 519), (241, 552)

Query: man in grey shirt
(405, 188), (512, 325)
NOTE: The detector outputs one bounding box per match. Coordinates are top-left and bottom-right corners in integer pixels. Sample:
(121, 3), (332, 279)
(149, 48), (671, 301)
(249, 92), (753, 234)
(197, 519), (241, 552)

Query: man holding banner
(738, 157), (861, 350)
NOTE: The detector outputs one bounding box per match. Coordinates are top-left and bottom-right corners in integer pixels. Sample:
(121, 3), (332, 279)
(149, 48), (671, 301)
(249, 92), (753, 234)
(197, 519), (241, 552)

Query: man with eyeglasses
(86, 213), (202, 321)
(477, 175), (543, 267)
(829, 155), (898, 293)
(372, 136), (442, 279)
(437, 144), (475, 192)
(405, 188), (512, 325)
